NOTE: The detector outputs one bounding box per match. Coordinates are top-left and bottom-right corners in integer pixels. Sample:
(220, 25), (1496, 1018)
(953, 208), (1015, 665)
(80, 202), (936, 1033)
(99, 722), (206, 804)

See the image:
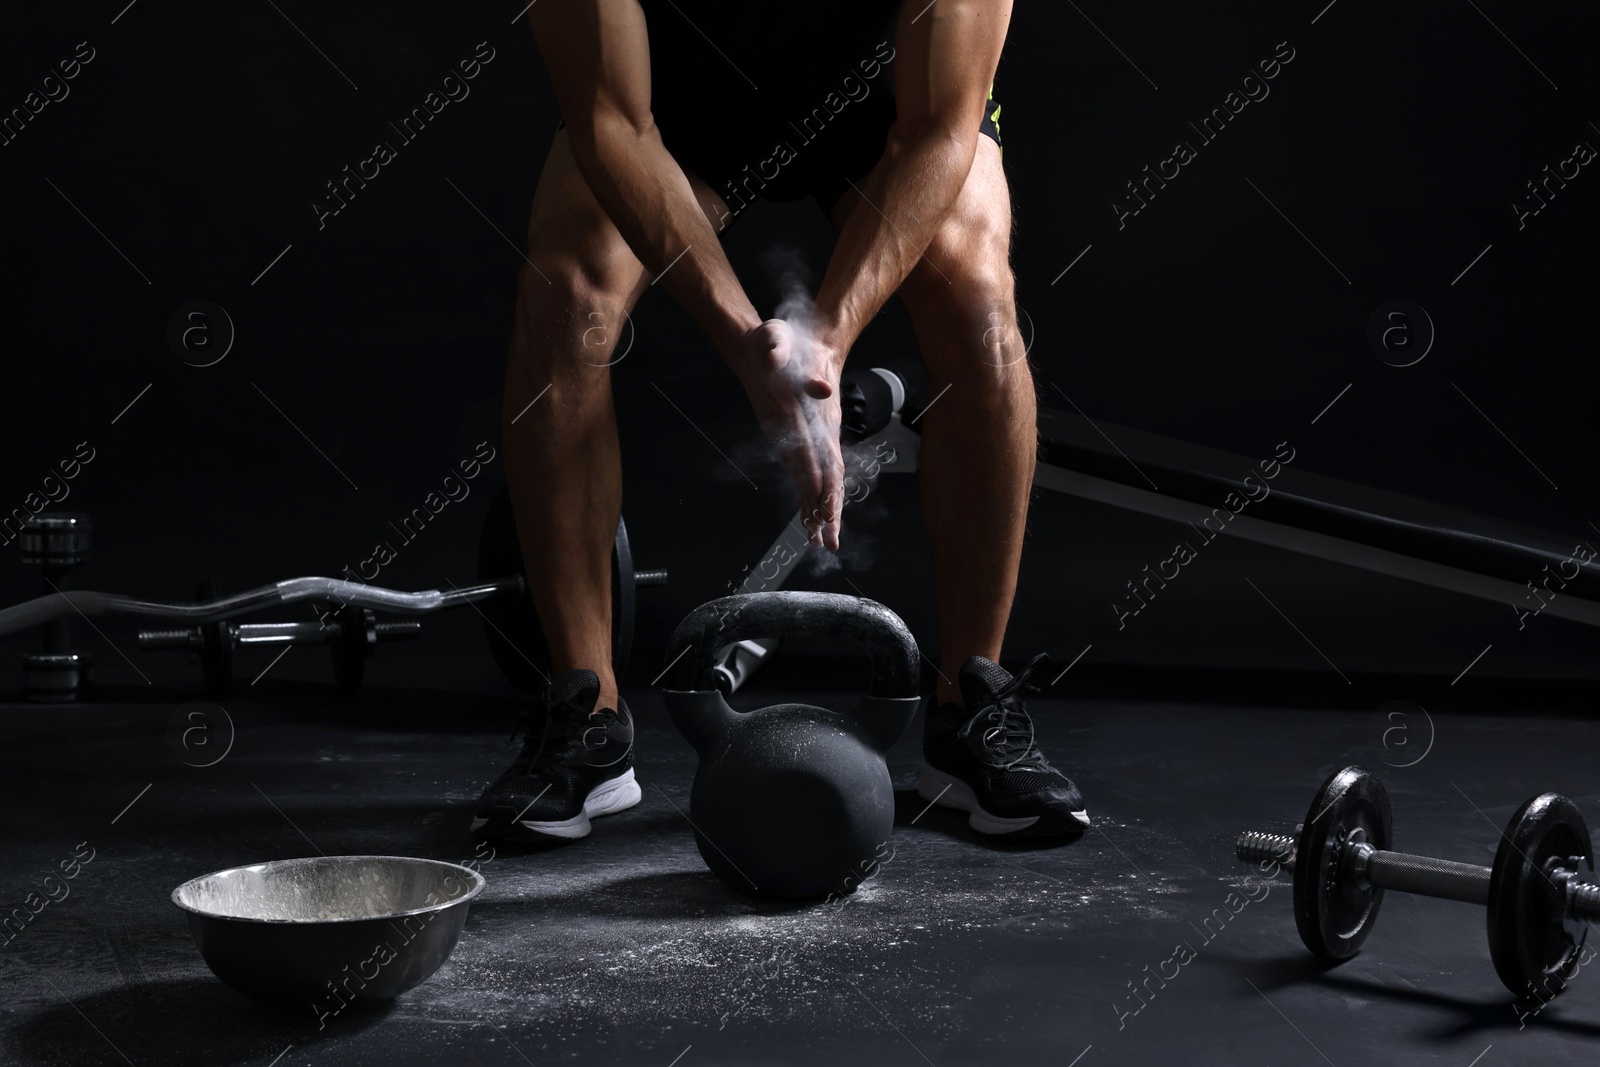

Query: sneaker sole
(917, 764), (1091, 835)
(471, 769), (642, 842)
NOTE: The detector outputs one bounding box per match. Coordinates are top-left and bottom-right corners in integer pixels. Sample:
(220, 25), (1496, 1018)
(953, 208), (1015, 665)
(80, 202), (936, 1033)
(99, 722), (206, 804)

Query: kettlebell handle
(663, 592), (920, 699)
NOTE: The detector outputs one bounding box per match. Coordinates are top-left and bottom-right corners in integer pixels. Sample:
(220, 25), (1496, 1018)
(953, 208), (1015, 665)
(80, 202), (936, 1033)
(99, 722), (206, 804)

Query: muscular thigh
(895, 137), (1014, 323)
(830, 137), (1016, 373)
(522, 127), (735, 309)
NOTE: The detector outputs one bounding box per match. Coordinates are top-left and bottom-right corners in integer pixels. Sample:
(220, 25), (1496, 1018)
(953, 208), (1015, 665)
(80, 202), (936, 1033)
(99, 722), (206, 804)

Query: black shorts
(661, 73), (1003, 224)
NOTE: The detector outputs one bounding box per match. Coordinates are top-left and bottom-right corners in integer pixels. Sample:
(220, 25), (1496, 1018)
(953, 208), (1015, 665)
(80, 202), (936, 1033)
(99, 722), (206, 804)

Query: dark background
(2, 0), (1597, 695)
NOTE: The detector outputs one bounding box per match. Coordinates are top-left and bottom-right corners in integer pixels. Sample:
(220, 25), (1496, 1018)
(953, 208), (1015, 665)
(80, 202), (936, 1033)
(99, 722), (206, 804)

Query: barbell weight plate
(1487, 792), (1593, 999)
(331, 603), (373, 694)
(612, 513), (636, 689)
(476, 484), (635, 694)
(197, 577), (233, 699)
(1294, 766), (1391, 961)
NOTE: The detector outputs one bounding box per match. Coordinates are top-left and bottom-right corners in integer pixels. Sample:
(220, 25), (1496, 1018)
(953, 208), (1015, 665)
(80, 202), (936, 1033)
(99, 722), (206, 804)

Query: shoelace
(502, 706), (549, 776)
(956, 653), (1051, 770)
(505, 701), (617, 775)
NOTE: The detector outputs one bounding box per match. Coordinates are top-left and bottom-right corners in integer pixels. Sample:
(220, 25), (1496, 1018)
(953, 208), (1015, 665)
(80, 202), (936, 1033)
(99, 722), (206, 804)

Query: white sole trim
(472, 769), (642, 840)
(917, 764), (1090, 834)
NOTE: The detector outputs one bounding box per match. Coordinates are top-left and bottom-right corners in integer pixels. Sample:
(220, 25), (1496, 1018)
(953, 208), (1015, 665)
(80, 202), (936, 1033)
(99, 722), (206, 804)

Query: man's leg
(832, 137), (1084, 836)
(837, 137), (1035, 709)
(504, 129), (732, 709)
(504, 129), (650, 712)
(479, 129), (733, 842)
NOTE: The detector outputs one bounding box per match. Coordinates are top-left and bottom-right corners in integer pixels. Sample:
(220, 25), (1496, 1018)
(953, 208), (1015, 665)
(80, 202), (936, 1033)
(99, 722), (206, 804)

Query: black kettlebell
(661, 592), (921, 899)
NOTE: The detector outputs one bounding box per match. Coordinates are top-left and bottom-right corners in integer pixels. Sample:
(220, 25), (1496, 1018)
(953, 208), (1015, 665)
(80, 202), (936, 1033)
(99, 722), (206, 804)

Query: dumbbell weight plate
(197, 577), (233, 699)
(1294, 766), (1392, 961)
(1488, 792), (1593, 999)
(477, 484), (635, 694)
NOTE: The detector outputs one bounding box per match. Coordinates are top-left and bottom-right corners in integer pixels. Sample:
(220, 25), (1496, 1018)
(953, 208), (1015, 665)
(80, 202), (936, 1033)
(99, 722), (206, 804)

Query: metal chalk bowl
(172, 856), (484, 1013)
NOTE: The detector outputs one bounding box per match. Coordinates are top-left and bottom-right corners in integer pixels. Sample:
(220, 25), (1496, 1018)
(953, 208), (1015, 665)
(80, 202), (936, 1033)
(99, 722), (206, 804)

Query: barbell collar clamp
(138, 628), (204, 650)
(1236, 830), (1296, 867)
(1563, 869), (1600, 923)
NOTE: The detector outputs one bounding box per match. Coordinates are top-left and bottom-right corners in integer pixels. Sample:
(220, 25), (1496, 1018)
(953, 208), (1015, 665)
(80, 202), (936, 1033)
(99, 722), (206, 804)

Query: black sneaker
(918, 654), (1089, 836)
(471, 669), (641, 842)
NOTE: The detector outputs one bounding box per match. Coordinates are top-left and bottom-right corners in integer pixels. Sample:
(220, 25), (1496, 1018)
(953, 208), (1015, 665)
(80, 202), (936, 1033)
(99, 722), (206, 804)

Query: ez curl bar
(0, 502), (665, 700)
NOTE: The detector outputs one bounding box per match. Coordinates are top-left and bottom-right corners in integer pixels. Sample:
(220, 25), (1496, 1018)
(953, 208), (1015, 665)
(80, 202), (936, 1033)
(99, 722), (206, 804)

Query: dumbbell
(1236, 766), (1597, 998)
(19, 513), (93, 702)
(137, 579), (421, 696)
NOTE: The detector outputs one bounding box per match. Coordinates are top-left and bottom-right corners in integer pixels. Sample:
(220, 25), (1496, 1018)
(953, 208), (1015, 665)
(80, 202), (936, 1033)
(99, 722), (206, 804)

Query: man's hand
(732, 320), (846, 551)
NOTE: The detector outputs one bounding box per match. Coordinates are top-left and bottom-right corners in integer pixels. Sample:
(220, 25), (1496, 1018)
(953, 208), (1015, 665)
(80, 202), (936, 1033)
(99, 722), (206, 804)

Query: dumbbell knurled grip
(1362, 850), (1490, 905)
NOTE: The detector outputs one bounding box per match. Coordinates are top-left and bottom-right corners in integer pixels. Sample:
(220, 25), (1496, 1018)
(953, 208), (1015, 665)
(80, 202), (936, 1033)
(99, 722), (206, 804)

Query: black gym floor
(2, 662), (1596, 1066)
